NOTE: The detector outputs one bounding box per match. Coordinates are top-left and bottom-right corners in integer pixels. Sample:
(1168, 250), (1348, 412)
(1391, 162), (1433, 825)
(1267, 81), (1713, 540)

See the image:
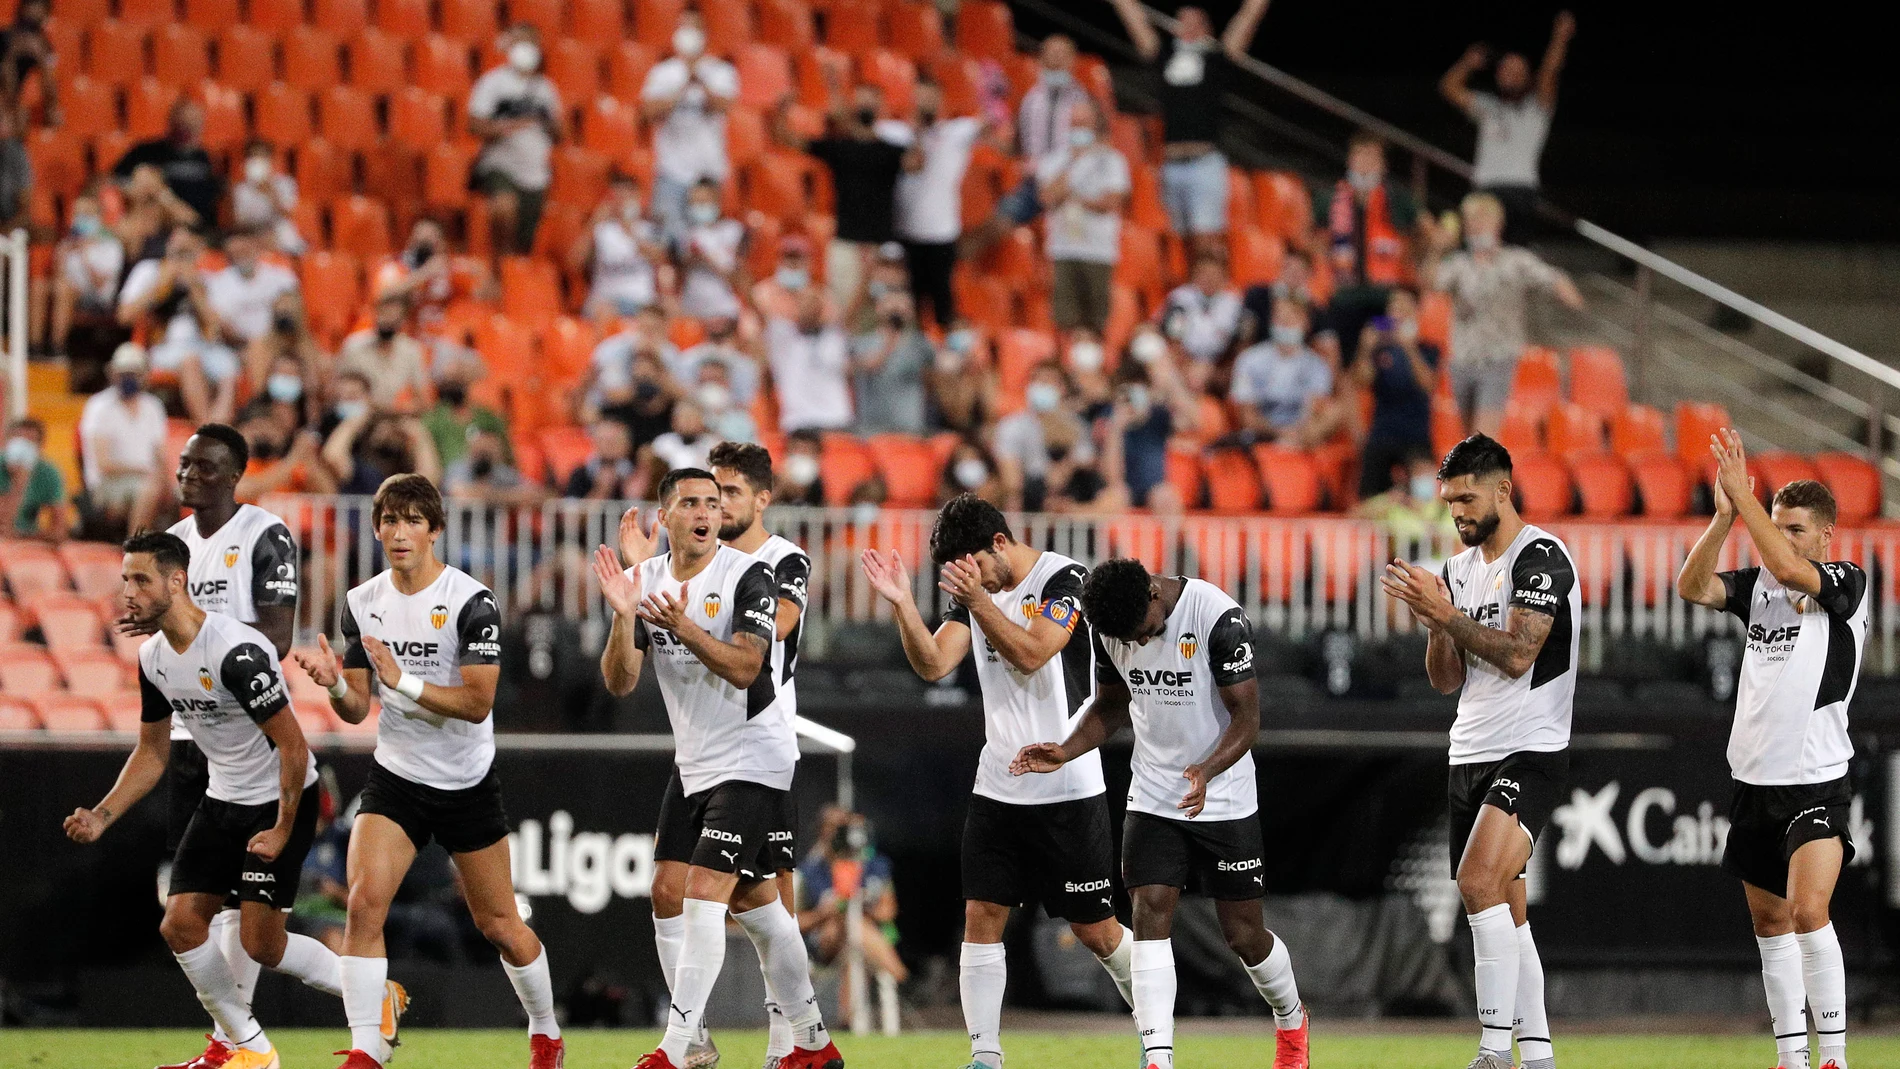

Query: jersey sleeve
(250, 523), (300, 608)
(456, 589), (503, 666)
(733, 560), (779, 643)
(219, 642), (290, 724)
(1508, 538), (1575, 616)
(339, 599), (369, 670)
(775, 551), (811, 612)
(138, 662), (171, 722)
(1037, 563), (1086, 632)
(1092, 628), (1127, 687)
(1812, 560), (1869, 618)
(1207, 607), (1256, 687)
(1718, 566), (1761, 621)
(943, 600), (971, 627)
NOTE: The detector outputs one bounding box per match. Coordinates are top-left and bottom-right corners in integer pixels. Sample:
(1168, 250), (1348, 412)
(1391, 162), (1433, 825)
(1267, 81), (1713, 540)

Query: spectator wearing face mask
(1110, 0), (1272, 258)
(232, 139), (305, 255)
(925, 323), (994, 435)
(240, 350), (315, 435)
(374, 219), (493, 337)
(421, 352), (510, 470)
(675, 317), (761, 407)
(1040, 95), (1129, 338)
(1316, 131), (1434, 355)
(468, 24), (565, 256)
(1063, 329), (1113, 417)
(1428, 191), (1583, 437)
(601, 350), (681, 452)
(674, 178), (748, 321)
(689, 360), (757, 444)
(773, 430), (825, 506)
(563, 418), (642, 500)
(893, 78), (986, 330)
(773, 78), (912, 312)
(1352, 287), (1440, 498)
(45, 190), (124, 364)
(1102, 359), (1197, 513)
(205, 225), (300, 349)
(323, 409), (441, 493)
(443, 426), (541, 505)
(963, 34), (1091, 257)
(572, 171), (664, 319)
(641, 7), (739, 242)
(643, 397), (725, 477)
(751, 233), (821, 321)
(235, 414), (334, 501)
(939, 436), (1004, 507)
(766, 289), (853, 432)
(116, 227), (240, 423)
(241, 292), (325, 419)
(1240, 248), (1332, 352)
(0, 418), (68, 540)
(1351, 447), (1454, 546)
(1160, 252), (1244, 366)
(851, 290), (931, 435)
(1441, 12), (1575, 245)
(1229, 297), (1339, 447)
(585, 307), (681, 421)
(338, 293), (432, 409)
(317, 370), (374, 438)
(992, 360), (1101, 512)
(113, 99), (222, 225)
(77, 344), (169, 536)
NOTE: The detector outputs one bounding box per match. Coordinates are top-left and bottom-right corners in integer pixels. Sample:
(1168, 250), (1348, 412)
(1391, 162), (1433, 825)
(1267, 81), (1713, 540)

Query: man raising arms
(1381, 434), (1576, 1069)
(1677, 430), (1867, 1069)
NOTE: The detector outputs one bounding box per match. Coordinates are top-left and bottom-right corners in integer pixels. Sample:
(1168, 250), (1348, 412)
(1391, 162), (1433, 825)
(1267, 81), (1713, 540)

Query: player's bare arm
(253, 602), (297, 659)
(1386, 559), (1554, 679)
(595, 543), (646, 697)
(774, 597), (802, 642)
(64, 716), (170, 843)
(1677, 462), (1744, 608)
(637, 589), (770, 688)
(250, 707), (310, 862)
(1180, 676), (1261, 818)
(862, 549), (972, 681)
(1424, 626), (1466, 694)
(1713, 428), (1827, 597)
(941, 556), (1073, 674)
(1011, 675), (1134, 775)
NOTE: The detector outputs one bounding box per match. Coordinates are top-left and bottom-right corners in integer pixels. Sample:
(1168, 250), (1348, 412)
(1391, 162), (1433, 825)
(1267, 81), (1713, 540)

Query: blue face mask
(1410, 474), (1439, 502)
(1270, 325), (1304, 348)
(775, 266), (809, 292)
(117, 374), (142, 398)
(266, 374), (303, 403)
(946, 329), (975, 355)
(73, 215), (103, 239)
(335, 400), (368, 422)
(1027, 382), (1062, 413)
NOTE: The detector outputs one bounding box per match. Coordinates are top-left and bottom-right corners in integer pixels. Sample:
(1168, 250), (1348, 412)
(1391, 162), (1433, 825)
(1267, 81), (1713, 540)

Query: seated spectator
(751, 233), (818, 322)
(939, 435), (1003, 507)
(962, 33), (1090, 258)
(690, 360), (757, 444)
(1352, 446), (1454, 545)
(117, 227), (241, 422)
(644, 398), (721, 475)
(851, 291), (931, 435)
(241, 291), (326, 419)
(675, 317), (761, 406)
(562, 418), (642, 500)
(796, 806), (908, 1020)
(587, 307), (680, 416)
(45, 191), (125, 361)
(640, 6), (738, 241)
(599, 349), (681, 453)
(993, 360), (1104, 512)
(1428, 191), (1583, 436)
(1, 418), (68, 540)
(338, 294), (432, 410)
(1065, 330), (1113, 414)
(376, 220), (492, 337)
(206, 225), (300, 349)
(1, 0), (54, 123)
(773, 80), (911, 311)
(232, 139), (305, 255)
(846, 242), (910, 335)
(1352, 287), (1440, 498)
(241, 349), (318, 438)
(115, 163), (197, 265)
(674, 178), (747, 322)
(925, 323), (993, 435)
(571, 171), (663, 319)
(443, 426), (541, 505)
(468, 25), (564, 256)
(894, 78), (986, 330)
(774, 429), (825, 506)
(235, 413), (335, 501)
(316, 369), (373, 438)
(1316, 130), (1432, 353)
(1241, 248), (1331, 350)
(77, 344), (168, 536)
(1229, 297), (1339, 447)
(0, 106), (28, 235)
(766, 290), (853, 433)
(1040, 95), (1129, 339)
(422, 351), (509, 470)
(113, 99), (222, 225)
(323, 408), (441, 494)
(1161, 252), (1244, 367)
(1102, 361), (1196, 513)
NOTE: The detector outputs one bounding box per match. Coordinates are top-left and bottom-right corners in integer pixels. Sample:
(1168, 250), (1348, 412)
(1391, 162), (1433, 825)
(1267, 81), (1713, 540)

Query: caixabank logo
(1550, 781), (1874, 870)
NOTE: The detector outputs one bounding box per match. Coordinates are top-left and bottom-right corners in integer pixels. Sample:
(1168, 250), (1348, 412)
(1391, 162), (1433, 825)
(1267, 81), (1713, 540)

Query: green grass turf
(4, 1029), (1896, 1068)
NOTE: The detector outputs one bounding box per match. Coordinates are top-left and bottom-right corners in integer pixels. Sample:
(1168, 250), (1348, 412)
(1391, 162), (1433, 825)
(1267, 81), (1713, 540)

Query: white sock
(341, 954), (392, 1063)
(733, 901), (830, 1051)
(1468, 903), (1519, 1056)
(653, 911), (684, 995)
(211, 909), (261, 1042)
(1243, 933), (1304, 1029)
(959, 941), (1006, 1068)
(1797, 924), (1847, 1068)
(1514, 922), (1554, 1068)
(502, 946), (561, 1039)
(175, 940), (268, 1053)
(764, 994), (793, 1059)
(1131, 939), (1176, 1069)
(1758, 933), (1808, 1069)
(661, 899), (728, 1062)
(1096, 926), (1136, 1010)
(275, 932), (343, 997)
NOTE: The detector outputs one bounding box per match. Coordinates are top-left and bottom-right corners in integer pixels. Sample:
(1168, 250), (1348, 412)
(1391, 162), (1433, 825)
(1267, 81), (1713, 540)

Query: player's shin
(502, 944), (562, 1040)
(213, 909), (265, 1023)
(1513, 923), (1554, 1069)
(1095, 925), (1135, 1010)
(662, 899), (730, 1063)
(1130, 940), (1175, 1069)
(341, 955), (392, 1063)
(175, 939), (271, 1054)
(1797, 924), (1847, 1068)
(1467, 903), (1519, 1057)
(274, 932), (343, 997)
(959, 941), (1007, 1068)
(1757, 933), (1810, 1069)
(734, 901), (830, 1051)
(654, 911), (684, 994)
(1242, 933), (1303, 1029)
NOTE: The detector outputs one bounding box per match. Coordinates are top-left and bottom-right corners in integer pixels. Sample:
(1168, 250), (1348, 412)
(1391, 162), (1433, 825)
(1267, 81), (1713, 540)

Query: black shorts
(358, 762), (510, 855)
(169, 791), (320, 910)
(167, 739), (210, 853)
(1722, 776), (1857, 898)
(655, 773), (791, 881)
(1122, 810), (1266, 901)
(962, 793), (1118, 924)
(1447, 749), (1570, 877)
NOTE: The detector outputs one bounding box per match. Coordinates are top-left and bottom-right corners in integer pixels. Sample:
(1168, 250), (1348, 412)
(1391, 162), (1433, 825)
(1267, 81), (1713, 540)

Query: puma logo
(720, 850), (738, 863)
(368, 612), (385, 625)
(671, 1003), (689, 1022)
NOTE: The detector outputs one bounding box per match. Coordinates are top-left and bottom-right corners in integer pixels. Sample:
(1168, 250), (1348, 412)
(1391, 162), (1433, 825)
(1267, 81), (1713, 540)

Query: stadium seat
(955, 0), (1012, 62)
(857, 49), (916, 117)
(0, 601), (19, 645)
(117, 0), (176, 27)
(735, 43), (793, 112)
(754, 0), (814, 52)
(1417, 290), (1451, 350)
(347, 28), (408, 95)
(822, 0), (881, 53)
(1127, 162), (1167, 231)
(1512, 453), (1573, 519)
(1675, 401), (1730, 468)
(544, 38), (601, 107)
(125, 78), (179, 140)
(930, 51), (983, 121)
(548, 144), (610, 211)
(424, 141), (477, 210)
(1252, 445), (1321, 516)
(214, 25), (277, 94)
(580, 96), (641, 160)
(542, 316), (597, 385)
(1609, 403), (1667, 457)
(32, 695), (106, 732)
(1252, 171), (1311, 243)
(1811, 452), (1880, 523)
(85, 20), (148, 86)
(1497, 403), (1542, 458)
(499, 257), (564, 328)
(869, 434), (938, 508)
(475, 310), (538, 381)
(508, 0), (564, 38)
(537, 425), (593, 486)
(36, 597), (103, 652)
(993, 329), (1055, 415)
(1568, 346), (1629, 421)
(1162, 448), (1203, 508)
(0, 645), (60, 696)
(1228, 226), (1284, 288)
(0, 697), (39, 731)
(1115, 223), (1165, 307)
(318, 85), (379, 153)
(887, 0), (943, 60)
(818, 434), (878, 507)
(56, 649), (126, 695)
(184, 0), (239, 33)
(1546, 402), (1605, 458)
(1204, 449), (1263, 512)
(332, 195), (394, 259)
(569, 0), (626, 41)
(247, 0), (306, 35)
(793, 46), (851, 111)
(412, 34), (475, 98)
(1509, 347), (1563, 421)
(58, 543), (125, 602)
(257, 82), (316, 147)
(2, 550), (68, 602)
(25, 128), (85, 200)
(439, 0), (499, 44)
(701, 0), (752, 54)
(100, 691), (144, 733)
(284, 27), (345, 93)
(300, 251), (363, 340)
(1751, 451), (1819, 497)
(1225, 167), (1258, 230)
(1626, 451), (1691, 520)
(151, 24), (210, 91)
(195, 82), (247, 153)
(56, 77), (115, 140)
(377, 0), (431, 39)
(389, 87), (449, 146)
(314, 0), (368, 36)
(632, 0), (687, 47)
(1570, 453), (1634, 519)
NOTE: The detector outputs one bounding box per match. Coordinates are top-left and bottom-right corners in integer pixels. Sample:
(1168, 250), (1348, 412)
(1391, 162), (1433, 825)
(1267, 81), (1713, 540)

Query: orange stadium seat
(701, 0), (752, 54)
(247, 0), (306, 35)
(294, 136), (352, 205)
(0, 645), (60, 696)
(184, 0), (238, 33)
(500, 256), (564, 325)
(58, 543), (124, 602)
(439, 0), (499, 45)
(1228, 226), (1283, 288)
(1115, 223), (1165, 307)
(100, 691), (145, 733)
(0, 601), (19, 645)
(86, 21), (148, 86)
(1497, 403), (1541, 458)
(314, 0), (369, 37)
(1752, 451), (1818, 497)
(994, 328), (1055, 414)
(606, 40), (659, 103)
(318, 85), (379, 152)
(36, 597), (103, 652)
(857, 49), (916, 117)
(92, 129), (135, 181)
(1546, 402), (1605, 459)
(347, 28), (409, 95)
(57, 649), (127, 695)
(569, 0), (627, 42)
(2, 550), (68, 602)
(1568, 345), (1629, 420)
(632, 0), (686, 48)
(1163, 448), (1203, 508)
(736, 43), (792, 111)
(508, 0), (564, 39)
(1253, 445), (1321, 516)
(544, 38), (601, 106)
(118, 0), (175, 27)
(389, 87), (449, 146)
(300, 251), (363, 339)
(1811, 452), (1880, 523)
(151, 24), (210, 91)
(284, 27), (345, 92)
(754, 0), (814, 52)
(819, 434), (877, 506)
(424, 141), (477, 210)
(955, 0), (1012, 62)
(1675, 401), (1730, 468)
(1127, 161), (1167, 231)
(869, 434), (938, 508)
(1610, 403), (1667, 457)
(475, 310), (538, 380)
(196, 82), (247, 153)
(25, 128), (85, 199)
(542, 316), (597, 385)
(725, 105), (766, 168)
(214, 26), (277, 94)
(332, 195), (394, 259)
(794, 46), (851, 110)
(887, 1), (943, 60)
(1512, 453), (1572, 519)
(1628, 451), (1691, 519)
(125, 78), (179, 140)
(57, 77), (115, 140)
(412, 35), (475, 98)
(1204, 448), (1263, 513)
(744, 152), (811, 222)
(1417, 290), (1451, 350)
(1226, 168), (1258, 230)
(33, 695), (106, 732)
(377, 0), (431, 39)
(549, 144), (610, 210)
(822, 0), (881, 53)
(1570, 453), (1634, 519)
(1509, 347), (1563, 420)
(0, 697), (38, 731)
(929, 51), (982, 117)
(580, 96), (640, 159)
(538, 426), (592, 485)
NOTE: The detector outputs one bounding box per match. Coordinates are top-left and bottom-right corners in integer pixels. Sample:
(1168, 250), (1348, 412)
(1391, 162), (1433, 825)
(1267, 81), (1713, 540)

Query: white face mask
(1410, 473), (1439, 502)
(507, 40), (540, 73)
(673, 24), (706, 58)
(687, 202), (720, 226)
(1347, 168), (1381, 195)
(1395, 319), (1419, 343)
(954, 457), (989, 490)
(1124, 384), (1152, 417)
(4, 436), (38, 468)
(1067, 340), (1104, 373)
(1068, 127), (1096, 148)
(1270, 325), (1304, 348)
(851, 500), (881, 526)
(244, 157), (271, 184)
(1129, 331), (1166, 364)
(784, 452), (820, 487)
(1026, 382), (1062, 413)
(1468, 231), (1500, 252)
(695, 382), (732, 413)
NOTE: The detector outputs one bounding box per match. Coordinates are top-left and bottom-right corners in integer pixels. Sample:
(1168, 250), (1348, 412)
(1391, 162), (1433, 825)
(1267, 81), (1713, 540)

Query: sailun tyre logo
(704, 592), (723, 619)
(1178, 632), (1198, 660)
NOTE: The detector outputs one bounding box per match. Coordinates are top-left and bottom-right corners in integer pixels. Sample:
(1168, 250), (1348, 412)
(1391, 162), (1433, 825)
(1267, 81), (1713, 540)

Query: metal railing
(2, 228), (27, 423)
(264, 495), (1900, 676)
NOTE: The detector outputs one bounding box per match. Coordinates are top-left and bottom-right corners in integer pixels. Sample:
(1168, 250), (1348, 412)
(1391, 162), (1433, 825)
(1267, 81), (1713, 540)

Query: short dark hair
(192, 422), (250, 472)
(1081, 558), (1153, 641)
(658, 466), (717, 504)
(1772, 479), (1837, 526)
(708, 441), (774, 494)
(372, 473), (446, 531)
(10, 416), (43, 437)
(1439, 434), (1512, 482)
(1348, 128), (1385, 153)
(930, 493), (1011, 566)
(123, 530), (190, 574)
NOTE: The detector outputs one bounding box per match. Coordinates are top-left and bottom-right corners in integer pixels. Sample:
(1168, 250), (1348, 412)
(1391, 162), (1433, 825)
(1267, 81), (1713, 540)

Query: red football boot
(1271, 1008), (1310, 1069)
(632, 1051), (681, 1069)
(331, 1050), (383, 1069)
(529, 1034), (566, 1069)
(777, 1041), (844, 1069)
(156, 1035), (234, 1069)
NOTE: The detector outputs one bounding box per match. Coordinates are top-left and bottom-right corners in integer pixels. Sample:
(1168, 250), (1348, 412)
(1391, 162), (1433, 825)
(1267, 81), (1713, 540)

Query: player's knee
(471, 904), (526, 948)
(1216, 912), (1269, 960)
(158, 910), (209, 952)
(1792, 900), (1831, 934)
(651, 882), (684, 916)
(240, 925), (287, 968)
(1070, 918), (1121, 958)
(1456, 868), (1507, 910)
(345, 884), (391, 927)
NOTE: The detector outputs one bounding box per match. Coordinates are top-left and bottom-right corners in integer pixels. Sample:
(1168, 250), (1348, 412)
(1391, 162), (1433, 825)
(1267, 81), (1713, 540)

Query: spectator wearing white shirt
(1160, 252), (1244, 370)
(205, 225), (299, 347)
(894, 79), (984, 329)
(641, 7), (738, 243)
(231, 139), (305, 255)
(963, 34), (1092, 258)
(570, 171), (664, 319)
(1038, 96), (1128, 337)
(689, 359), (757, 444)
(1229, 297), (1340, 447)
(116, 227), (239, 423)
(674, 178), (747, 322)
(1439, 11), (1575, 245)
(44, 190), (123, 361)
(643, 398), (723, 475)
(675, 317), (761, 407)
(766, 290), (852, 432)
(78, 344), (169, 536)
(468, 25), (565, 255)
(337, 294), (433, 410)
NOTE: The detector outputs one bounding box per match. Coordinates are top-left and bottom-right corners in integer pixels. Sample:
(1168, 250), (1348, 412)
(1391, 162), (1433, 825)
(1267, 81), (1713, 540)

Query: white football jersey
(944, 551), (1105, 805)
(1096, 578), (1258, 822)
(1441, 524), (1578, 764)
(167, 505), (298, 740)
(1720, 560), (1869, 785)
(139, 612), (315, 806)
(631, 544), (797, 795)
(342, 565), (503, 790)
(747, 533), (811, 717)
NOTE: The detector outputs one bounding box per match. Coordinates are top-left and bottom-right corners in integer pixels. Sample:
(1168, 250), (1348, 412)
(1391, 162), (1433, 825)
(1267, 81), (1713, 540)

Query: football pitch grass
(7, 1028), (1900, 1068)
